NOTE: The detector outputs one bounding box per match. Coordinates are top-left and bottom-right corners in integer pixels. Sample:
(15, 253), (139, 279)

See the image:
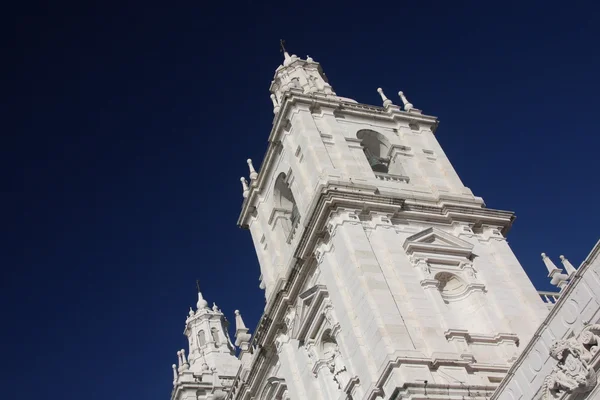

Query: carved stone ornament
(543, 325), (600, 399)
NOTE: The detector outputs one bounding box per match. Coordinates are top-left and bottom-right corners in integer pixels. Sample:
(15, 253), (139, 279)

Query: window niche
(357, 129), (409, 182)
(198, 330), (207, 347)
(357, 129), (390, 174)
(272, 172), (300, 244)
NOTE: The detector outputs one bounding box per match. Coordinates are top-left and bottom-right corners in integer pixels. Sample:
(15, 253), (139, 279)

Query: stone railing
(375, 172), (410, 184)
(538, 290), (561, 309)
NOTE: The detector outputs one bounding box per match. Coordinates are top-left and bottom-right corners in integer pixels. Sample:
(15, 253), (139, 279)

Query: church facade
(169, 52), (600, 400)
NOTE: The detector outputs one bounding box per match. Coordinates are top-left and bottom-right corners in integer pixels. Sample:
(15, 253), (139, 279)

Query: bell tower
(170, 290), (240, 400)
(235, 51), (550, 400)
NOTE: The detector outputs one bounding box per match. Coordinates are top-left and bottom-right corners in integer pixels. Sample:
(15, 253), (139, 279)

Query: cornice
(367, 353), (504, 400)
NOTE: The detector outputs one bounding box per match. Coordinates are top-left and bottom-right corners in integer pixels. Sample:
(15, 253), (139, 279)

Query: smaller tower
(170, 288), (240, 400)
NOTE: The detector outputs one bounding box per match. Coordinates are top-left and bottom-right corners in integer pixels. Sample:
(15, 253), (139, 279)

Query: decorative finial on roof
(542, 252), (569, 291)
(196, 282), (209, 310)
(398, 91), (414, 111)
(234, 309), (252, 348)
(176, 350), (183, 371)
(541, 253), (561, 274)
(280, 39), (292, 66)
(188, 307), (195, 317)
(560, 255), (577, 276)
(247, 159), (258, 181)
(172, 363), (178, 384)
(270, 94), (280, 114)
(235, 310), (247, 330)
(306, 55), (314, 62)
(240, 177), (249, 198)
(377, 88), (393, 108)
(212, 302), (220, 312)
(180, 348), (189, 370)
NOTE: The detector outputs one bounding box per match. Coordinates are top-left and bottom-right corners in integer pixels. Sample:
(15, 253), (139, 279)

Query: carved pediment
(404, 227), (474, 261)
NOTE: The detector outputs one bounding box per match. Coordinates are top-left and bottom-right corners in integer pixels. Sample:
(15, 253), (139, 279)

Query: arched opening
(211, 327), (220, 345)
(321, 329), (338, 360)
(198, 330), (206, 347)
(273, 173), (300, 242)
(357, 129), (391, 173)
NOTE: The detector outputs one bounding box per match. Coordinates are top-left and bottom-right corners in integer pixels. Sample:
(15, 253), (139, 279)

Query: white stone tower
(233, 50), (551, 400)
(170, 290), (240, 400)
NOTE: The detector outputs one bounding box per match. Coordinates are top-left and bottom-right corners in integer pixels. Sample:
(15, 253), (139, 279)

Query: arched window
(273, 173), (300, 242)
(198, 330), (206, 347)
(357, 130), (391, 174)
(210, 327), (220, 345)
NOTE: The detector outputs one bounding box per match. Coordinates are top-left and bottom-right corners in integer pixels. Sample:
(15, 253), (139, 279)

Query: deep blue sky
(4, 1), (599, 399)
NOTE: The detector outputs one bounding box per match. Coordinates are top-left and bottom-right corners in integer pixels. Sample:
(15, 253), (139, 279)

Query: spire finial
(176, 350), (183, 370)
(235, 309), (248, 330)
(240, 177), (249, 198)
(279, 39), (287, 54)
(306, 55), (314, 62)
(188, 307), (195, 317)
(398, 91), (414, 111)
(542, 252), (569, 291)
(377, 88), (393, 108)
(172, 363), (178, 384)
(280, 39), (293, 66)
(196, 285), (209, 310)
(560, 255), (577, 276)
(234, 309), (252, 348)
(541, 252), (561, 274)
(247, 159), (258, 180)
(180, 348), (189, 370)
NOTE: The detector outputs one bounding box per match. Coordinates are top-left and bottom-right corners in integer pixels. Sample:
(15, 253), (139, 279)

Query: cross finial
(196, 280), (200, 293)
(280, 39), (287, 53)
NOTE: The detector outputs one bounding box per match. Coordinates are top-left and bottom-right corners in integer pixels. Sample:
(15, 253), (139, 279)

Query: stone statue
(543, 334), (598, 398)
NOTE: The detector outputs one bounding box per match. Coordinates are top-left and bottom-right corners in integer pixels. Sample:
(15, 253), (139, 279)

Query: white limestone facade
(169, 51), (599, 400)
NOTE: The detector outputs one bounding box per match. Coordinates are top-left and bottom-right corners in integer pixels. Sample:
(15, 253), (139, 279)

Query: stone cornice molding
(390, 382), (497, 400)
(441, 282), (487, 301)
(366, 353), (503, 400)
(420, 278), (440, 289)
(444, 329), (520, 346)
